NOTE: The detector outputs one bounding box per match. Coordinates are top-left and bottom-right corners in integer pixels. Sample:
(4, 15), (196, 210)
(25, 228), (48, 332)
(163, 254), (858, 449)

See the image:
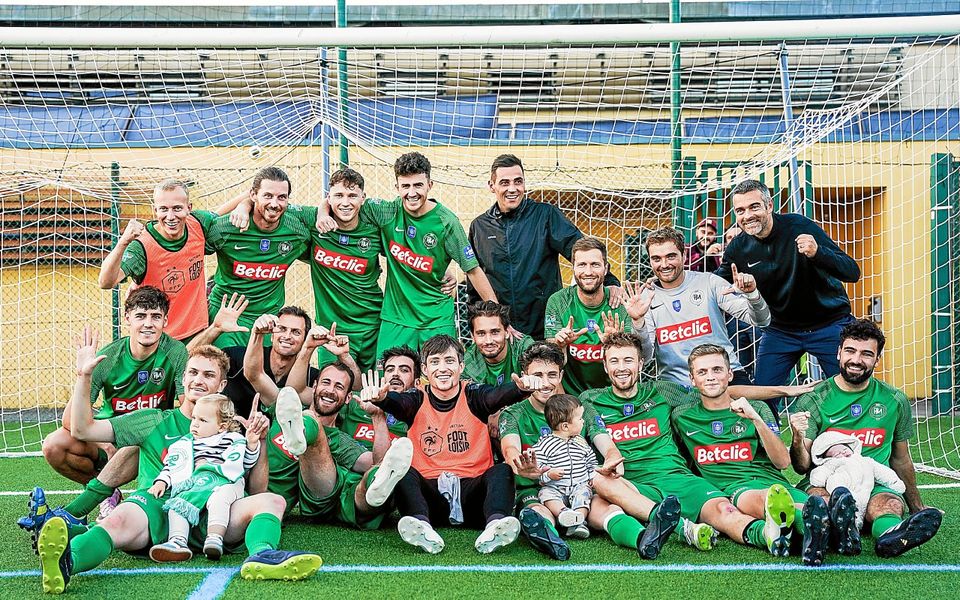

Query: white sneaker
(567, 524), (590, 539)
(398, 516), (445, 554)
(275, 387), (306, 457)
(475, 516), (520, 554)
(365, 437), (413, 508)
(557, 508), (584, 528)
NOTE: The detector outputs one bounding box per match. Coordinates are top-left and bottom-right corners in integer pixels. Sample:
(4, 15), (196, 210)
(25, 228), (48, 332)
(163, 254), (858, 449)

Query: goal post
(0, 16), (958, 478)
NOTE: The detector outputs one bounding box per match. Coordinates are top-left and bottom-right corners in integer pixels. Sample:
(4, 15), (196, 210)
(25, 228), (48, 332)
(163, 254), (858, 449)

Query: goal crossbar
(1, 14), (959, 48)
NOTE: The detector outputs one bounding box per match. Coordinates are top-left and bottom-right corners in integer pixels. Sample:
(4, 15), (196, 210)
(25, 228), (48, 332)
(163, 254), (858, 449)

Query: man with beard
(500, 343), (688, 561)
(205, 167), (313, 349)
(673, 344), (832, 566)
(41, 287), (187, 490)
(188, 304), (320, 418)
(544, 237), (648, 395)
(685, 218), (722, 273)
(716, 180), (860, 388)
(464, 301), (534, 387)
(359, 335), (543, 555)
(245, 335), (414, 531)
(791, 319), (942, 557)
(98, 180), (246, 342)
(31, 342), (320, 594)
(586, 333), (791, 557)
(337, 346), (415, 450)
(639, 227), (770, 387)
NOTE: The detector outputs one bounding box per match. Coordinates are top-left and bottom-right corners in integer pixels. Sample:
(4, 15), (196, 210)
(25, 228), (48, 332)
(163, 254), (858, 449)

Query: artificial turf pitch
(0, 436), (958, 598)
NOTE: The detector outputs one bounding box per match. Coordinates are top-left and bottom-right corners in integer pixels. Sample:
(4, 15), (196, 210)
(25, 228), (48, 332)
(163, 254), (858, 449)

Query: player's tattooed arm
(889, 441), (931, 513)
(243, 315), (282, 405)
(68, 326), (116, 443)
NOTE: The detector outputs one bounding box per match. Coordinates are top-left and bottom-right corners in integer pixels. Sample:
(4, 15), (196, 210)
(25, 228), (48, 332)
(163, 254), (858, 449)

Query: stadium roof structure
(0, 1), (958, 27)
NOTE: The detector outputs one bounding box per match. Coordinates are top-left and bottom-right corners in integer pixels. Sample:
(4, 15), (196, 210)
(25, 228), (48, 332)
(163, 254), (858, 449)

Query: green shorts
(298, 465), (384, 531)
(316, 326), (379, 372)
(628, 471), (727, 522)
(376, 320), (457, 358)
(725, 479), (808, 506)
(122, 490), (246, 555)
(514, 486), (541, 513)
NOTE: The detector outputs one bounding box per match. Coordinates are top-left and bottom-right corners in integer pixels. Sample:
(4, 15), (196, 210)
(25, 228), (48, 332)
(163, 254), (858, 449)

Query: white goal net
(0, 18), (958, 478)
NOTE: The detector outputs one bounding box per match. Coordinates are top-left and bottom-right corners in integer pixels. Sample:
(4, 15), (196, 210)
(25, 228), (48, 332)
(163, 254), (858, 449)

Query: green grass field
(1, 426), (958, 599)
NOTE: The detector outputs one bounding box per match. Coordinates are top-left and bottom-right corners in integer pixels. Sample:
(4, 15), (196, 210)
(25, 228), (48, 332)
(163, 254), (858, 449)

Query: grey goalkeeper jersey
(641, 270), (770, 384)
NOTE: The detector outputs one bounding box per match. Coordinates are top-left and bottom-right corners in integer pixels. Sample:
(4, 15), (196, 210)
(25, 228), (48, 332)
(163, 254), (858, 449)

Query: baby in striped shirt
(531, 394), (598, 539)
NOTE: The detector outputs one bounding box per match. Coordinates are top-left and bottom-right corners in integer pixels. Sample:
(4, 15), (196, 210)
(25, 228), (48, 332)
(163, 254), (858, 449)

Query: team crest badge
(339, 234), (350, 245)
(420, 426), (441, 456)
(545, 315), (557, 329)
(640, 400), (656, 412)
(358, 237), (371, 252)
(540, 426), (551, 438)
(137, 370), (149, 384)
(711, 421), (724, 435)
(766, 422), (781, 434)
(496, 373), (505, 385)
(150, 368), (165, 383)
(691, 291), (704, 305)
(259, 239), (271, 252)
(464, 245), (475, 260)
(278, 242), (292, 255)
(586, 319), (598, 333)
(672, 300), (682, 312)
(386, 414), (397, 426)
(424, 233), (438, 249)
(870, 402), (886, 419)
(623, 403), (635, 416)
(732, 421), (746, 435)
(595, 415), (605, 428)
(851, 404), (863, 417)
(406, 225), (417, 239)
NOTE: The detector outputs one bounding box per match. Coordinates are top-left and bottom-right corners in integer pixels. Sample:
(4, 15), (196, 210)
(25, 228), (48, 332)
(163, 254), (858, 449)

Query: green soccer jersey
(265, 414), (366, 506)
(89, 334), (187, 419)
(580, 381), (695, 481)
(204, 208), (311, 327)
(670, 400), (786, 490)
(112, 407), (191, 489)
(544, 286), (631, 395)
(463, 335), (535, 386)
(498, 397), (607, 488)
(797, 377), (913, 466)
(337, 398), (408, 451)
(360, 198), (479, 329)
(299, 206), (384, 332)
(119, 210), (218, 283)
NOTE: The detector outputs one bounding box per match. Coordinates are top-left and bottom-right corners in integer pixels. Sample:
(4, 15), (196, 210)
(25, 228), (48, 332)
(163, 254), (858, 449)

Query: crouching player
(671, 344), (832, 566)
(35, 332), (320, 594)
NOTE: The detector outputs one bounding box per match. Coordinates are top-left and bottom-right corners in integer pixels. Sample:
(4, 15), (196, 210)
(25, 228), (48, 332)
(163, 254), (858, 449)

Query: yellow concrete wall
(2, 140), (956, 409)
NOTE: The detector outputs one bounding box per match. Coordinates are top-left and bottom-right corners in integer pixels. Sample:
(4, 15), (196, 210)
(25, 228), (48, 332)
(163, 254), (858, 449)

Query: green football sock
(245, 513), (282, 556)
(871, 514), (902, 538)
(793, 507), (806, 535)
(606, 513), (644, 549)
(544, 518), (560, 537)
(63, 478), (113, 518)
(743, 519), (766, 548)
(70, 525), (114, 574)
